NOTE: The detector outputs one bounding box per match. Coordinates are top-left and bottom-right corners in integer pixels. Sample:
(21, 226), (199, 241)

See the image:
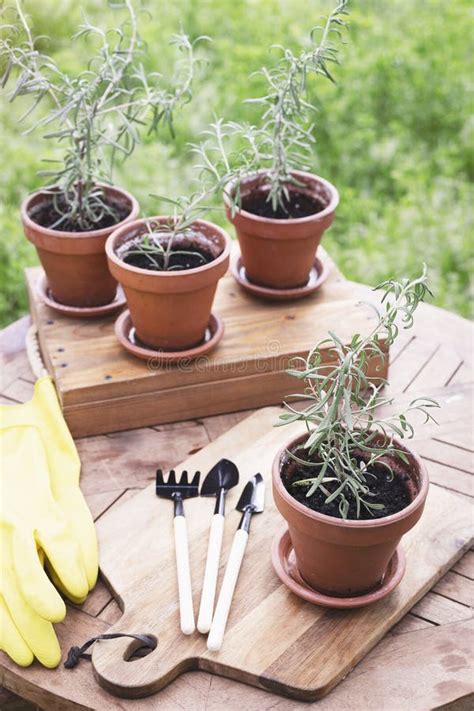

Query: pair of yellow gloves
(0, 376), (98, 668)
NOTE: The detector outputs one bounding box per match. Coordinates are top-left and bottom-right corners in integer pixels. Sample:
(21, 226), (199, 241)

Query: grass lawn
(0, 0), (472, 326)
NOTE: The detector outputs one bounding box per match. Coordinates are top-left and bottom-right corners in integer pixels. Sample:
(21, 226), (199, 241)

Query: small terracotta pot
(106, 217), (231, 351)
(272, 432), (429, 597)
(224, 170), (339, 289)
(21, 185), (139, 308)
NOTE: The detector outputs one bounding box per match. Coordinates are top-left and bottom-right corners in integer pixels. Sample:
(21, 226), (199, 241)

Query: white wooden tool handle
(197, 513), (225, 634)
(207, 528), (248, 652)
(173, 515), (195, 635)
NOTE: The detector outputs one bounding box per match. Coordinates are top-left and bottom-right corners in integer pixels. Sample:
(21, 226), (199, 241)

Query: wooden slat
(71, 579), (113, 618)
(0, 351), (35, 392)
(386, 337), (439, 394)
(422, 461), (473, 498)
(76, 423), (210, 499)
(201, 411), (254, 441)
(312, 620), (474, 711)
(0, 395), (19, 406)
(96, 598), (122, 625)
(453, 551), (474, 579)
(406, 343), (462, 393)
(394, 300), (472, 363)
(390, 613), (435, 635)
(386, 332), (414, 364)
(86, 489), (130, 522)
(414, 439), (473, 474)
(1, 378), (35, 403)
(0, 315), (30, 356)
(434, 428), (474, 453)
(448, 362), (473, 386)
(64, 369), (296, 438)
(411, 592), (472, 625)
(379, 383), (473, 443)
(433, 572), (474, 608)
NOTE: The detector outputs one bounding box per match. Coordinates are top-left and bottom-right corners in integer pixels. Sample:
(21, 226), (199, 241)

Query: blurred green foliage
(0, 0), (472, 326)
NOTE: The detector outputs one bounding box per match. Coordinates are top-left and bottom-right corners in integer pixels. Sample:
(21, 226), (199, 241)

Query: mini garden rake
(155, 468), (200, 635)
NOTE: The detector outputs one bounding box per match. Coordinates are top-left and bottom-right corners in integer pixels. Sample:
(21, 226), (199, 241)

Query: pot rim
(223, 169), (339, 225)
(272, 430), (429, 529)
(105, 216), (232, 279)
(20, 183), (140, 240)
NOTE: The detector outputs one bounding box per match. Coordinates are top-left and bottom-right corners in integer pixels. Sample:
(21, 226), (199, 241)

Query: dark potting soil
(241, 189), (325, 219)
(30, 195), (130, 232)
(281, 451), (412, 520)
(123, 246), (216, 272)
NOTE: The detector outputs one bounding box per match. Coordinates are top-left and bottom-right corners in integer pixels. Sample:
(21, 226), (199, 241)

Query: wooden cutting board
(25, 247), (387, 438)
(92, 407), (473, 701)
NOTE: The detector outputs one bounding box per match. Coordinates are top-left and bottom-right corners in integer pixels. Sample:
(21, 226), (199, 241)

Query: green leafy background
(0, 0), (472, 326)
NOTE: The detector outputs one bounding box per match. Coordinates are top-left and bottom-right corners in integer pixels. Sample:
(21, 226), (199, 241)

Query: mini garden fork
(155, 468), (200, 635)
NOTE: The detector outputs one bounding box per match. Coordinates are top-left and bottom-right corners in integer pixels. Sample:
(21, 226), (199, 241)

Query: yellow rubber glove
(0, 525), (61, 668)
(1, 426), (88, 610)
(0, 376), (98, 593)
(0, 377), (98, 667)
(0, 544), (78, 668)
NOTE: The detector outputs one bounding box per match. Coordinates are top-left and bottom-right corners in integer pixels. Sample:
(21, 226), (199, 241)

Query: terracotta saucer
(231, 253), (330, 301)
(38, 275), (126, 319)
(271, 528), (406, 609)
(115, 309), (224, 363)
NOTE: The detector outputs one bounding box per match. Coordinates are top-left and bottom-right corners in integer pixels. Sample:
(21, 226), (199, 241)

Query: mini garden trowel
(207, 473), (265, 651)
(197, 459), (240, 634)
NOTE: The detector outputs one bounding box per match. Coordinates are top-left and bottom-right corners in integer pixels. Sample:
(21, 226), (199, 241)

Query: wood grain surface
(1, 280), (472, 711)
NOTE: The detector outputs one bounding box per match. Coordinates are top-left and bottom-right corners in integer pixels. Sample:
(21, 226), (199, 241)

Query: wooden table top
(0, 292), (473, 711)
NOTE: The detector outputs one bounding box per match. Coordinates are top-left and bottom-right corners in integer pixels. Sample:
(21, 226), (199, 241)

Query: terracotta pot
(272, 431), (429, 597)
(224, 170), (338, 289)
(21, 185), (139, 308)
(106, 217), (231, 350)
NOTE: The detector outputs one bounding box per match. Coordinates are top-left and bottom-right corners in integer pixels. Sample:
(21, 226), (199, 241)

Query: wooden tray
(25, 248), (387, 438)
(92, 407), (473, 701)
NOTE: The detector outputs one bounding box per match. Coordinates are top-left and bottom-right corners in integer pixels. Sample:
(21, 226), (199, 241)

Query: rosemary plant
(121, 203), (212, 272)
(0, 0), (205, 231)
(277, 267), (439, 519)
(191, 0), (349, 214)
(124, 121), (234, 271)
(248, 0), (349, 210)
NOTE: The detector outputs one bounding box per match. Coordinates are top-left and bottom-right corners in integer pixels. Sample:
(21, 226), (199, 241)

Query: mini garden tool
(155, 468), (200, 635)
(197, 459), (239, 634)
(0, 327), (98, 668)
(207, 473), (265, 652)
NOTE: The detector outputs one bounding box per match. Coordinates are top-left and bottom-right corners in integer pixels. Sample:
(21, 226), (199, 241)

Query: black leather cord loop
(64, 633), (157, 669)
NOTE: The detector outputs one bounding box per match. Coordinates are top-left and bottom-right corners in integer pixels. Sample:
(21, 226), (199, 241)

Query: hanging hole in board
(123, 634), (158, 663)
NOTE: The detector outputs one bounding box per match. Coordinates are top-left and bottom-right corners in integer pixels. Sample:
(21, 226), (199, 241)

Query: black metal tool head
(200, 459), (240, 497)
(237, 473), (265, 514)
(155, 469), (201, 499)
